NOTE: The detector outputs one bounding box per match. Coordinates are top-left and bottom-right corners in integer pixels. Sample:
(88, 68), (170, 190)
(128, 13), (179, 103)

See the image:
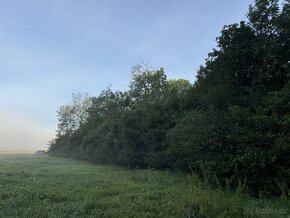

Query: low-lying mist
(0, 112), (55, 151)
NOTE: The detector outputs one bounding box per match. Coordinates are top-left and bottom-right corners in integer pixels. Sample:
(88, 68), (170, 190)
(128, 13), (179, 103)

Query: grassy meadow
(0, 155), (289, 217)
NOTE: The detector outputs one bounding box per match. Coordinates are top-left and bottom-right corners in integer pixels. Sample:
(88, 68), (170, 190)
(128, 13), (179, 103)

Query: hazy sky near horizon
(0, 0), (253, 150)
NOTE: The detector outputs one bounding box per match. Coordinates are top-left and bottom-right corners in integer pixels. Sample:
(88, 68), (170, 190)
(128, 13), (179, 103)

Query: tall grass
(0, 155), (288, 217)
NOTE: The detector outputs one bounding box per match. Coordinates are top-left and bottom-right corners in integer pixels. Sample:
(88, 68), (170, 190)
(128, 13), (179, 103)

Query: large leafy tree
(49, 0), (290, 196)
(129, 65), (167, 102)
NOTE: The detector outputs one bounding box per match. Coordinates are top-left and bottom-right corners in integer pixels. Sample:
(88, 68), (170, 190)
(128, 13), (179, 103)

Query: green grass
(0, 155), (289, 217)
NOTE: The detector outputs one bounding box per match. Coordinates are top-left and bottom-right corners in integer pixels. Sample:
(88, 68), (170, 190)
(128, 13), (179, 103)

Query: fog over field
(0, 112), (54, 150)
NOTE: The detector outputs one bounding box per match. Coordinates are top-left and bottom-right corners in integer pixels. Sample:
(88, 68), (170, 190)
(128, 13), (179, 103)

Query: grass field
(0, 155), (289, 217)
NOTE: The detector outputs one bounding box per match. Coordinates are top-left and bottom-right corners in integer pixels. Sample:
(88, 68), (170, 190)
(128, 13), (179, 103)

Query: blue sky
(0, 0), (253, 150)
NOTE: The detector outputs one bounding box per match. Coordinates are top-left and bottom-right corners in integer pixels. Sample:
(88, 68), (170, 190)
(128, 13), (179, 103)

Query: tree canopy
(49, 0), (290, 197)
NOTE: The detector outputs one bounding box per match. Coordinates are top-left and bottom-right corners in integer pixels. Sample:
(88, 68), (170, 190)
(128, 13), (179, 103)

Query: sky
(0, 0), (254, 150)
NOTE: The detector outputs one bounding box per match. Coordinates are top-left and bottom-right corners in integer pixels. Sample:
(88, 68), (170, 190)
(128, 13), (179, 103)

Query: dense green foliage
(1, 155), (289, 217)
(49, 0), (290, 196)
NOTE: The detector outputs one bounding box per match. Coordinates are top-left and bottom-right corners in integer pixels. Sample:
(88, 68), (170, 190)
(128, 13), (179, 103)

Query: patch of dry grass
(0, 150), (34, 154)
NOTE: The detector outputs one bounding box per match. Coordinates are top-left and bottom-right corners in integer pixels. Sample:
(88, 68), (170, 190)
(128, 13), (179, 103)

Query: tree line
(49, 0), (290, 197)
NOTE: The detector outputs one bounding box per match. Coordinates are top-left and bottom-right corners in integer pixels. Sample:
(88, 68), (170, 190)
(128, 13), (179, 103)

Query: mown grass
(0, 155), (288, 217)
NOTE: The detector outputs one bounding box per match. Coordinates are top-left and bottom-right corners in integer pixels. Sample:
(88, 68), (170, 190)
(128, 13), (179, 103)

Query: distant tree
(129, 65), (167, 102)
(57, 93), (92, 136)
(167, 79), (192, 93)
